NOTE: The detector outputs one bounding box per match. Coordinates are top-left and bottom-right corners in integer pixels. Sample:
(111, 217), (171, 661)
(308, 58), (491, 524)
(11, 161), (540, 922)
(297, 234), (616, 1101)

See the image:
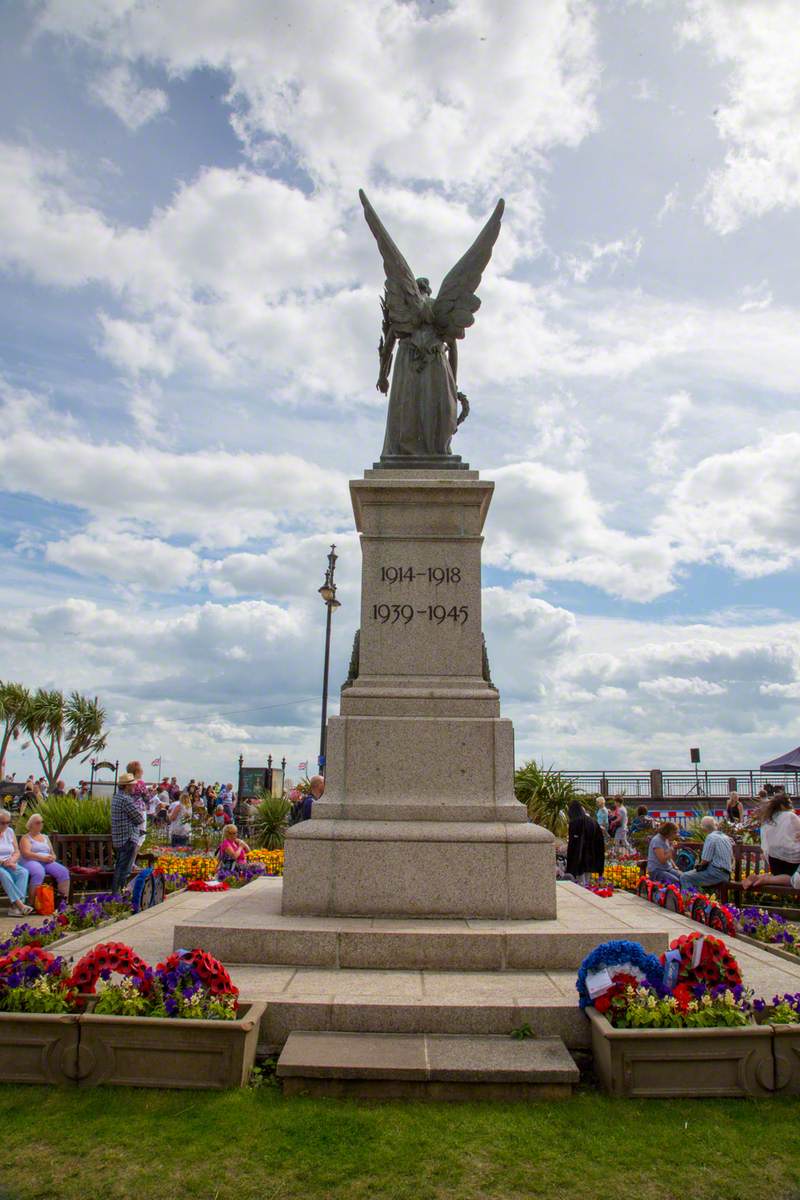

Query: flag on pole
(151, 757), (162, 768)
(298, 761), (308, 771)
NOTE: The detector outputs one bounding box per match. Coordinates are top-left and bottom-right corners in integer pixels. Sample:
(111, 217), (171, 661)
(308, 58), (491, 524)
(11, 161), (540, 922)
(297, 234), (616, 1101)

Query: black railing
(557, 769), (800, 802)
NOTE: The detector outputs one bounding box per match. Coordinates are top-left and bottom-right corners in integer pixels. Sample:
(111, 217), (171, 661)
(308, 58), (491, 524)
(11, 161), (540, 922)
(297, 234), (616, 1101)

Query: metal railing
(557, 769), (799, 802)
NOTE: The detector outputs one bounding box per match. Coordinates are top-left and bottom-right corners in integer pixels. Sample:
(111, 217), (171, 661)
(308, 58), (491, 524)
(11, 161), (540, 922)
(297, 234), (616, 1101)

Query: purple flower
(164, 996), (179, 1017)
(753, 998), (766, 1011)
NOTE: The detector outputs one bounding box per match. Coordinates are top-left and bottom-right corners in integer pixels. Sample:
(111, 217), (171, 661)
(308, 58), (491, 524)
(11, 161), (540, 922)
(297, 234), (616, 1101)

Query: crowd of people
(565, 782), (800, 895)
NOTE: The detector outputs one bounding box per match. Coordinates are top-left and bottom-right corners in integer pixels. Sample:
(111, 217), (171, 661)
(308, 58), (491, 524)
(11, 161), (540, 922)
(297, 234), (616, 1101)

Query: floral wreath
(576, 939), (665, 1010)
(65, 941), (153, 998)
(156, 949), (238, 998)
(655, 882), (684, 913)
(663, 931), (741, 989)
(688, 892), (737, 937)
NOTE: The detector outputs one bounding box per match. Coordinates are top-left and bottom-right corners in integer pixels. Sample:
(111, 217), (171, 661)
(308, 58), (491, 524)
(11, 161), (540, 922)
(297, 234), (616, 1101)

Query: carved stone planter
(75, 1001), (266, 1089)
(587, 1007), (774, 1098)
(772, 1025), (800, 1095)
(0, 1013), (79, 1085)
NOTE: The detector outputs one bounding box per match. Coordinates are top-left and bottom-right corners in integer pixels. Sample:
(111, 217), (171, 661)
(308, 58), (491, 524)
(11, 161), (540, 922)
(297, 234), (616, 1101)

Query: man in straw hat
(111, 771), (145, 894)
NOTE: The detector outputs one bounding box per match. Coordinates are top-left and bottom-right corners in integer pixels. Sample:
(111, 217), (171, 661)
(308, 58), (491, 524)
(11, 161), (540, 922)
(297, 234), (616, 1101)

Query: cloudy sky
(1, 0), (798, 783)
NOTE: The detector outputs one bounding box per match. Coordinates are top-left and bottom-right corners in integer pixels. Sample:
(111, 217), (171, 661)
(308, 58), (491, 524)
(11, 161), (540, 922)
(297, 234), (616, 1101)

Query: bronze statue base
(373, 454), (470, 471)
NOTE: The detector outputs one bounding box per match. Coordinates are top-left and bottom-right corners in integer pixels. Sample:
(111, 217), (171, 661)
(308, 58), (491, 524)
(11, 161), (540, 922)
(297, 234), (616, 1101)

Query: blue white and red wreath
(576, 939), (665, 1009)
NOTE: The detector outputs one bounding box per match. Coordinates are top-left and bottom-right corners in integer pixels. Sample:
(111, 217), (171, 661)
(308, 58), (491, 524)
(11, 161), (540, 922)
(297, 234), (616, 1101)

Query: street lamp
(318, 544), (341, 774)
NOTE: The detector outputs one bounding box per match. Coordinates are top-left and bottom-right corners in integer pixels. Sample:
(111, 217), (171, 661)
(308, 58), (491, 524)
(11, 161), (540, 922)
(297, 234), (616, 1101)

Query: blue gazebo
(760, 747), (800, 771)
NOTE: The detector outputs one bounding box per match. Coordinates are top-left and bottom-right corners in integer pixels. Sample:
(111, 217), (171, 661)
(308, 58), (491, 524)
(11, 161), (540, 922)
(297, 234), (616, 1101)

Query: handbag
(33, 883), (55, 915)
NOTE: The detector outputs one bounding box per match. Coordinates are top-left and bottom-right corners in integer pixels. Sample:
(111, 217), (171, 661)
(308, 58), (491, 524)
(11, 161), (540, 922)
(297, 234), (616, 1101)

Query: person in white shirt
(758, 791), (800, 875)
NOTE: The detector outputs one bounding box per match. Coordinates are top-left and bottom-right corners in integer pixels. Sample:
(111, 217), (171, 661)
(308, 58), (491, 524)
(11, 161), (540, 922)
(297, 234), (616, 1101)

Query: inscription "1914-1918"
(381, 566), (461, 584)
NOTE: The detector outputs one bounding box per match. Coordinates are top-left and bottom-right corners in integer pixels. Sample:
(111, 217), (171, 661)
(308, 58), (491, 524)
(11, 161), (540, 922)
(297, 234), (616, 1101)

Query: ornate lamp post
(318, 544), (341, 775)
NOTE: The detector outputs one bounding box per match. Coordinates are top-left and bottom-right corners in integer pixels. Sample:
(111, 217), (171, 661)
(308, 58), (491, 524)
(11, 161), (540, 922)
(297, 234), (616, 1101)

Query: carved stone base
(373, 454), (470, 470)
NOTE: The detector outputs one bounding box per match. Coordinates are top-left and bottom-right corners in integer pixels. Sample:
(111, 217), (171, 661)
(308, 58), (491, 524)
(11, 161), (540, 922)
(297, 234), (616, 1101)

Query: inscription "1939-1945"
(372, 604), (468, 625)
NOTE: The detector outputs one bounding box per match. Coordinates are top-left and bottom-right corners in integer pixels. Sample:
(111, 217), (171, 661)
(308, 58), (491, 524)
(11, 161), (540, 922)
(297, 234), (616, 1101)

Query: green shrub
(33, 794), (111, 835)
(513, 761), (591, 836)
(251, 793), (291, 850)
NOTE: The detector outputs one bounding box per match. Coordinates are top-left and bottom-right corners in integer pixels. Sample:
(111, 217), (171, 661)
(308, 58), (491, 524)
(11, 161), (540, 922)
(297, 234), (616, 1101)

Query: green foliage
(513, 760), (590, 835)
(22, 688), (107, 793)
(251, 792), (291, 850)
(607, 984), (752, 1029)
(0, 681), (31, 775)
(0, 977), (72, 1014)
(34, 794), (111, 835)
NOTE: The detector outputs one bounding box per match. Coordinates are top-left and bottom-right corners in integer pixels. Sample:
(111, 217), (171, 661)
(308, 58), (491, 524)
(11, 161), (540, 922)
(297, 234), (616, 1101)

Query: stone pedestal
(282, 468), (555, 919)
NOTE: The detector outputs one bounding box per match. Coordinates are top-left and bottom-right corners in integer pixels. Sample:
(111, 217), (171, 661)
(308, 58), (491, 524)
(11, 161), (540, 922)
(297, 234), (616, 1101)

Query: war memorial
(2, 192), (799, 1114)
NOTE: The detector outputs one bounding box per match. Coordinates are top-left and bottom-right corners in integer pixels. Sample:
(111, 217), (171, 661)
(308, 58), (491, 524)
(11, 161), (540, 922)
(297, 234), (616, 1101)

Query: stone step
(276, 1031), (579, 1101)
(230, 964), (592, 1051)
(173, 878), (671, 972)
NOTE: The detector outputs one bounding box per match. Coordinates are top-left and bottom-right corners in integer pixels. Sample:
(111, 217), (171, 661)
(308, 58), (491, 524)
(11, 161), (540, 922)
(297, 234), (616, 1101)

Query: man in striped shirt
(111, 772), (145, 894)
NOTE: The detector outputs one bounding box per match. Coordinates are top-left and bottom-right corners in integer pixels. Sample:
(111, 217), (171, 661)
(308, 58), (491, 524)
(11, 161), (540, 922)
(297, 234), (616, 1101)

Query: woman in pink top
(218, 824), (250, 869)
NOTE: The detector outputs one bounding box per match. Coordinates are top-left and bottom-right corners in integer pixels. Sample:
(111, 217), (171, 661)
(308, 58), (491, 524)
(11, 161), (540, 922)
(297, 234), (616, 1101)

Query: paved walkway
(48, 881), (800, 1017)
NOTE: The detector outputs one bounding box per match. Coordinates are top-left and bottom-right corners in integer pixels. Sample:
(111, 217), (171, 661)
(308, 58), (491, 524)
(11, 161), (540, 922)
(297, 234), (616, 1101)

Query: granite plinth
(285, 466), (557, 920)
(282, 818), (555, 919)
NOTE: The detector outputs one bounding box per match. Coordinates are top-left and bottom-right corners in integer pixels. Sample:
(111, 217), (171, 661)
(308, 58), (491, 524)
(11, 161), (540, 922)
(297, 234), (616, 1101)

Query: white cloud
(660, 431), (800, 579)
(681, 0), (800, 233)
(656, 185), (679, 223)
(0, 380), (350, 546)
(37, 0), (599, 201)
(738, 280), (773, 313)
(565, 233), (642, 284)
(45, 525), (200, 590)
(89, 63), (168, 130)
(484, 461), (676, 602)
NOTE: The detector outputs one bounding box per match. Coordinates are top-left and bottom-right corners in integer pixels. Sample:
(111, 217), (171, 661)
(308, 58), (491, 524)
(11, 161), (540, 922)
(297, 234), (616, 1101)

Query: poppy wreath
(156, 949), (238, 999)
(664, 931), (742, 989)
(186, 880), (230, 893)
(655, 883), (684, 914)
(687, 892), (737, 937)
(65, 941), (153, 997)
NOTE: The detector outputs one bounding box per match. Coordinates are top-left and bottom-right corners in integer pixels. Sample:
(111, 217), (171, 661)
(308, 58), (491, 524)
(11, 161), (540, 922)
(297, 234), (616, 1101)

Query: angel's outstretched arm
(378, 326), (396, 394)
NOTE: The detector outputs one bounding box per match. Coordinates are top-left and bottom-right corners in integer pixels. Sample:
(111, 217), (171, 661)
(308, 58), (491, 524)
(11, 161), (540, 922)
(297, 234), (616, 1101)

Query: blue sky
(1, 0), (799, 782)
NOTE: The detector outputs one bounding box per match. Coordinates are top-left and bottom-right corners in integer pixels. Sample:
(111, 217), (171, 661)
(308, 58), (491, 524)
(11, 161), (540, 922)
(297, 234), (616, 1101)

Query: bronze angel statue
(359, 189), (504, 460)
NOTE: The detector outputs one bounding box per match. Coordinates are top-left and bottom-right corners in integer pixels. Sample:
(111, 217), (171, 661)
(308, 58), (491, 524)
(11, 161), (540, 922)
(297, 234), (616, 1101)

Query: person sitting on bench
(646, 822), (682, 885)
(679, 816), (732, 892)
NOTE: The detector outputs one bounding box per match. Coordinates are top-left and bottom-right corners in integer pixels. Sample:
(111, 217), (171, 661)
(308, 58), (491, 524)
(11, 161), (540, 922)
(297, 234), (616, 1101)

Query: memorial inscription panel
(359, 540), (482, 679)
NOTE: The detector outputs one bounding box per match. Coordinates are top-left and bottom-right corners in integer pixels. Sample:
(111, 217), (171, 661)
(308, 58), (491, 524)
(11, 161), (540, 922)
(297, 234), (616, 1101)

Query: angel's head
(416, 276), (432, 296)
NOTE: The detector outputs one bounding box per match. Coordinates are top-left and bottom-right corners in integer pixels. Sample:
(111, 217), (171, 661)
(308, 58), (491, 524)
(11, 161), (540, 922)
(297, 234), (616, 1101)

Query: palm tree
(23, 689), (108, 794)
(514, 760), (590, 837)
(0, 681), (31, 778)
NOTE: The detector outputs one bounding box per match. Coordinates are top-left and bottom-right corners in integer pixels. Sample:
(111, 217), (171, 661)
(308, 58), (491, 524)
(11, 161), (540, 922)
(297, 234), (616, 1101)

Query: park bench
(51, 834), (155, 894)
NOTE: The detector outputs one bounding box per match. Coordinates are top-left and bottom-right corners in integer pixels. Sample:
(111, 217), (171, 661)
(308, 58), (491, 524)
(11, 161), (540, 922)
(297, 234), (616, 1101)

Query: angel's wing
(359, 189), (425, 335)
(432, 199), (504, 340)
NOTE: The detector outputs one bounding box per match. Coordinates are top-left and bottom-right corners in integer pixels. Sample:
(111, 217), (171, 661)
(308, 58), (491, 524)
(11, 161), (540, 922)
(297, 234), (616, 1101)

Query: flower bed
(0, 941), (262, 1088)
(591, 863), (640, 891)
(730, 905), (799, 959)
(153, 847), (284, 885)
(0, 893), (135, 957)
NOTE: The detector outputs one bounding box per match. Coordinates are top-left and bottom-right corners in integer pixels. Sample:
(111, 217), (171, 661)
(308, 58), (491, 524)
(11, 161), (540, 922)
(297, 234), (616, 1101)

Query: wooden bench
(51, 833), (116, 892)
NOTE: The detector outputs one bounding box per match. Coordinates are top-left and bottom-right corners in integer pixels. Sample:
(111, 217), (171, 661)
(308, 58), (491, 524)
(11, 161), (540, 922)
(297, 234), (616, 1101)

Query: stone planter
(587, 1007), (774, 1098)
(736, 932), (800, 966)
(772, 1024), (800, 1094)
(0, 1012), (79, 1085)
(75, 1001), (266, 1089)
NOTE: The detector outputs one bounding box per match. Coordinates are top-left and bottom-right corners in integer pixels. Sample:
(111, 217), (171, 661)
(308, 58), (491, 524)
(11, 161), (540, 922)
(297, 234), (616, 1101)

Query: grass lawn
(0, 1083), (798, 1200)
